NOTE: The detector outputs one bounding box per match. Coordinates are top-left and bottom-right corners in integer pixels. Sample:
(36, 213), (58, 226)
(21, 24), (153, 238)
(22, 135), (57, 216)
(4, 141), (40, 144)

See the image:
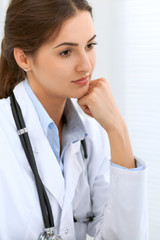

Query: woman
(0, 0), (148, 239)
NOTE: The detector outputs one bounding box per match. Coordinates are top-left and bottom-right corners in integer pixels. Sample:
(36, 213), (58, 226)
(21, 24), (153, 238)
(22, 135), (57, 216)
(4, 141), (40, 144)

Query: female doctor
(0, 0), (148, 239)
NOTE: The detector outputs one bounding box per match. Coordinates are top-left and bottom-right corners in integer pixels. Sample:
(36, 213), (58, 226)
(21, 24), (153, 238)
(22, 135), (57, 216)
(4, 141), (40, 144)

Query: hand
(78, 78), (135, 168)
(77, 78), (125, 133)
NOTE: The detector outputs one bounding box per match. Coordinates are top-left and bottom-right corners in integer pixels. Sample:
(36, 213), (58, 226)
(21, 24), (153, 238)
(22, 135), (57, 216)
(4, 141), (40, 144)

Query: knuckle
(89, 91), (97, 103)
(98, 78), (108, 87)
(90, 88), (97, 98)
(102, 78), (108, 84)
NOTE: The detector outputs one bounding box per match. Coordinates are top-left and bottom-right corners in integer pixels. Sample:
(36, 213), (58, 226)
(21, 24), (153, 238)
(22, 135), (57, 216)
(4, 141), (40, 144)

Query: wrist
(106, 121), (135, 169)
(106, 117), (127, 137)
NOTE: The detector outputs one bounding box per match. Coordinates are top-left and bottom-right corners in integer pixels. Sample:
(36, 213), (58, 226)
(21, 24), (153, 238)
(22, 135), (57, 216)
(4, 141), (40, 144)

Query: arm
(108, 123), (135, 168)
(77, 78), (135, 169)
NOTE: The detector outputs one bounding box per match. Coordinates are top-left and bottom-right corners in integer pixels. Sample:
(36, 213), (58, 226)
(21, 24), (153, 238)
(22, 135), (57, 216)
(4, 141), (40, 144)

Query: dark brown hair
(0, 0), (92, 98)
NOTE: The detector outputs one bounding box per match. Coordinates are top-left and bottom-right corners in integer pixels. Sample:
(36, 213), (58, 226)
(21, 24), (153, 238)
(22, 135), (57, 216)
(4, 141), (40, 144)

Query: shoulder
(0, 97), (10, 108)
(0, 97), (16, 141)
(0, 97), (12, 123)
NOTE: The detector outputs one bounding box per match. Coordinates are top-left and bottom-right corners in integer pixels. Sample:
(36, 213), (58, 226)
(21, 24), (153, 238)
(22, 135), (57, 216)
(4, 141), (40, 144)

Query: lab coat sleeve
(88, 156), (148, 240)
(104, 159), (148, 240)
(84, 119), (148, 240)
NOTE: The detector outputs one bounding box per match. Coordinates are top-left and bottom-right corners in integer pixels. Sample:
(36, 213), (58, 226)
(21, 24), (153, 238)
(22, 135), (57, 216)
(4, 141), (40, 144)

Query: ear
(13, 48), (31, 71)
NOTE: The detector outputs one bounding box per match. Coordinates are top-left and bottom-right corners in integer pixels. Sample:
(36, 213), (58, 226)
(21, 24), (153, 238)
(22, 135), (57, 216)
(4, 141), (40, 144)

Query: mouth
(72, 76), (89, 85)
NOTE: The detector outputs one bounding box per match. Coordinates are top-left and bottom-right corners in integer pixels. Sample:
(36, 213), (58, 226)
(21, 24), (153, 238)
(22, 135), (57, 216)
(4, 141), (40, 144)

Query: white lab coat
(0, 82), (148, 240)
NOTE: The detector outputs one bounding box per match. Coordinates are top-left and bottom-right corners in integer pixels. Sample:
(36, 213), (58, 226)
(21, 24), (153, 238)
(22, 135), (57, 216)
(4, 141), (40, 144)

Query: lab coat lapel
(61, 141), (82, 219)
(13, 82), (65, 208)
(34, 138), (65, 209)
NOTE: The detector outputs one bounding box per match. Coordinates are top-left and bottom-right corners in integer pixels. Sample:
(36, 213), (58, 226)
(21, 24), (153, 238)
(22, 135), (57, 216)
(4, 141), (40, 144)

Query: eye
(60, 49), (71, 57)
(86, 42), (98, 50)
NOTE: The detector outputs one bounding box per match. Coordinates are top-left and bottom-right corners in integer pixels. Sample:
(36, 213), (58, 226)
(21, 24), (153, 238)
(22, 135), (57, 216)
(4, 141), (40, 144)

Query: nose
(75, 51), (92, 75)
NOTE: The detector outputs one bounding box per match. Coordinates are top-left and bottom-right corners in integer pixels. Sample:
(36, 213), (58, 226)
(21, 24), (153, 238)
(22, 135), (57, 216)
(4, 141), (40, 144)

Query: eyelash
(59, 42), (98, 57)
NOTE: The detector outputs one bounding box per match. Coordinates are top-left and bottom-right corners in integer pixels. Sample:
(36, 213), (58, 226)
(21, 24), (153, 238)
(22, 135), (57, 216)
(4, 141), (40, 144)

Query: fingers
(77, 94), (90, 111)
(77, 78), (105, 114)
(81, 105), (93, 117)
(77, 92), (93, 117)
(77, 78), (113, 121)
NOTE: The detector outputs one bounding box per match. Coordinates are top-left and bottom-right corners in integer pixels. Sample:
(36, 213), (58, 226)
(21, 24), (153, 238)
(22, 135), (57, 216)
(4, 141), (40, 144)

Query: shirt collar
(23, 78), (53, 136)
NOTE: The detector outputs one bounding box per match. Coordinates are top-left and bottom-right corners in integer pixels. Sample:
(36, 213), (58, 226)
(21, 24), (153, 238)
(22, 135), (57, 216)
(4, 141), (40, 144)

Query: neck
(37, 94), (66, 129)
(28, 80), (66, 129)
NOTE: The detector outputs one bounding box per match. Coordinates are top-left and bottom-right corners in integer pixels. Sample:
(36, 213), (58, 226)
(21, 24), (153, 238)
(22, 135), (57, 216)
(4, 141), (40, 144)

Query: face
(27, 10), (96, 100)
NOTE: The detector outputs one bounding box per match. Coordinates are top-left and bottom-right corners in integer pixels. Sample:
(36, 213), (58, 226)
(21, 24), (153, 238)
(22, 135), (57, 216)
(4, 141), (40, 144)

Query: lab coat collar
(62, 98), (88, 151)
(64, 98), (87, 139)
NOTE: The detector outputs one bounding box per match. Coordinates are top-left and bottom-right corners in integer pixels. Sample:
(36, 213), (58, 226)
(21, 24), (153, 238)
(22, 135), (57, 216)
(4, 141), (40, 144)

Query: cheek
(48, 64), (73, 83)
(90, 50), (97, 70)
(34, 58), (62, 82)
(47, 59), (75, 83)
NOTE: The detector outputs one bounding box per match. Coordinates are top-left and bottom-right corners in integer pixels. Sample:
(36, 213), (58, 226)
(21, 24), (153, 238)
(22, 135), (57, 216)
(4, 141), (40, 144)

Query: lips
(72, 76), (89, 85)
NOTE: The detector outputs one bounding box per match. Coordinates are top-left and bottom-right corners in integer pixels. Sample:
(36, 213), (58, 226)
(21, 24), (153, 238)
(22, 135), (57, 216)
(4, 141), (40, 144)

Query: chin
(70, 86), (89, 99)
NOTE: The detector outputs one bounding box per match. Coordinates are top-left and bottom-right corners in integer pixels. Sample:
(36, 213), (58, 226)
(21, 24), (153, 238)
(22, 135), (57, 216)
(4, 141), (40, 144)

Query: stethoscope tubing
(10, 93), (54, 228)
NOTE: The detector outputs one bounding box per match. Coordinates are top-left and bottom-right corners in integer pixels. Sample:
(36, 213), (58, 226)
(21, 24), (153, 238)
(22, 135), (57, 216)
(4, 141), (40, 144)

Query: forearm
(107, 121), (135, 169)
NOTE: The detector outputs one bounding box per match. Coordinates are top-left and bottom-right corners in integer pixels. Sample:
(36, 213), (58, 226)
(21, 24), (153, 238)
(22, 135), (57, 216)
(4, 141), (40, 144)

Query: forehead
(51, 11), (95, 45)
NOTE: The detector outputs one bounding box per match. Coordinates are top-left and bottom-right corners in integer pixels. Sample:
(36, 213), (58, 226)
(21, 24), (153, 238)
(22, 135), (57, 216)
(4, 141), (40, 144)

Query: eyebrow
(54, 34), (96, 49)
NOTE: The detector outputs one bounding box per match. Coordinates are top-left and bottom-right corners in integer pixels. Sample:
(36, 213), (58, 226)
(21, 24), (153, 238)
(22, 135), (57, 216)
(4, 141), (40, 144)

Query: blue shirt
(24, 79), (144, 172)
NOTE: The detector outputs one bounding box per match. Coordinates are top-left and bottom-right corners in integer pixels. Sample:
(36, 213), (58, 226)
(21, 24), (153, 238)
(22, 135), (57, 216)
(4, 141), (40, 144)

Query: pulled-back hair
(0, 0), (92, 98)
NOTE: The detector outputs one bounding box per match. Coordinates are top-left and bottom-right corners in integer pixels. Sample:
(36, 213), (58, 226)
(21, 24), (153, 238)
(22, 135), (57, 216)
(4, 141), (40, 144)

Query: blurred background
(1, 0), (160, 239)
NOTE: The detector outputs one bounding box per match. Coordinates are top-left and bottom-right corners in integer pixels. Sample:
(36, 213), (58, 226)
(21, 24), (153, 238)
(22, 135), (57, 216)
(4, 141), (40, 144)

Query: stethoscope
(10, 93), (94, 240)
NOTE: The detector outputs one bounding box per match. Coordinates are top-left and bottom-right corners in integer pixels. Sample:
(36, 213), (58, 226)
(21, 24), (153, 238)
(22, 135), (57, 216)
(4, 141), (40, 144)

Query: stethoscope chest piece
(39, 227), (62, 240)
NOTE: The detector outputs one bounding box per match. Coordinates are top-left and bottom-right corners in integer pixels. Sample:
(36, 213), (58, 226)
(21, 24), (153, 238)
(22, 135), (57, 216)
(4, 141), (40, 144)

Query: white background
(1, 0), (160, 239)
